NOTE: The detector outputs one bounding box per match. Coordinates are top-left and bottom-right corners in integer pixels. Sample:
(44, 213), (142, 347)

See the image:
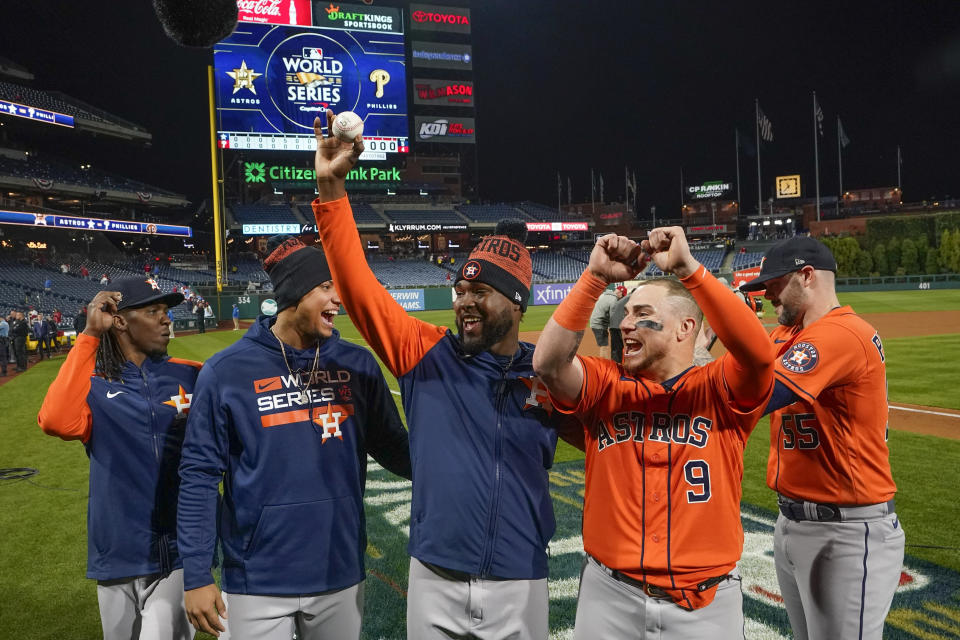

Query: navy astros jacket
(314, 196), (581, 581)
(38, 333), (202, 580)
(177, 317), (410, 595)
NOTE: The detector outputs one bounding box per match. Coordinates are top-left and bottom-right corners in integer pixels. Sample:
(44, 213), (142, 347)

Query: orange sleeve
(313, 196), (446, 378)
(550, 356), (618, 422)
(37, 333), (96, 442)
(774, 322), (866, 401)
(681, 266), (773, 410)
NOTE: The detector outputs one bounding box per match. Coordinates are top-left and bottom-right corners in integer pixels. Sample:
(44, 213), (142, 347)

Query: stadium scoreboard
(215, 3), (409, 158)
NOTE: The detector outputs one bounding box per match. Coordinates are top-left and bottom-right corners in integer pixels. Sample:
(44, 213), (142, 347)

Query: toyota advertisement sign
(409, 4), (471, 34)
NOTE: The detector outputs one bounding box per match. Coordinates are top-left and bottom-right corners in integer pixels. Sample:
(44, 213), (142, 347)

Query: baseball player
(38, 278), (199, 640)
(310, 111), (579, 640)
(177, 237), (411, 639)
(740, 236), (904, 640)
(533, 228), (775, 638)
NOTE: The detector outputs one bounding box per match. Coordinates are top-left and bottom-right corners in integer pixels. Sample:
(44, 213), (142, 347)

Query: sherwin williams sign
(387, 289), (425, 311)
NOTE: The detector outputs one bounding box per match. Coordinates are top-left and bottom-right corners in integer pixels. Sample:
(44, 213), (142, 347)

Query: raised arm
(533, 234), (646, 407)
(644, 227), (774, 408)
(311, 112), (444, 378)
(37, 291), (121, 441)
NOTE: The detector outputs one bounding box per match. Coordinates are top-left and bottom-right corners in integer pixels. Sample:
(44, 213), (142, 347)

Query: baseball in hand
(332, 111), (364, 142)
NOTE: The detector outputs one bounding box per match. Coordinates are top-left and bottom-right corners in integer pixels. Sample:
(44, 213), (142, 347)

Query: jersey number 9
(684, 460), (711, 503)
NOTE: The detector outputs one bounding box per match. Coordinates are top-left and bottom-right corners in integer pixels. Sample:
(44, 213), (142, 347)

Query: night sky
(4, 1), (960, 220)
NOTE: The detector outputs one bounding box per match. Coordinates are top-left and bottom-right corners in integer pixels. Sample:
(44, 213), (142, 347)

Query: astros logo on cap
(781, 342), (819, 373)
(145, 278), (161, 291)
(462, 261), (482, 280)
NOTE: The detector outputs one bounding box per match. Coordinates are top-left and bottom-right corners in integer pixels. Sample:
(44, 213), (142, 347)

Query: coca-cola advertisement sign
(237, 0), (312, 26)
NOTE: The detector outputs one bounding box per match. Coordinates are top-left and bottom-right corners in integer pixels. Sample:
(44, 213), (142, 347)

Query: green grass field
(1, 288), (959, 639)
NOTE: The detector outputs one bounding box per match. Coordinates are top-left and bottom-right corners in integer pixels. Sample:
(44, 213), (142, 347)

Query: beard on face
(777, 302), (801, 327)
(457, 306), (514, 355)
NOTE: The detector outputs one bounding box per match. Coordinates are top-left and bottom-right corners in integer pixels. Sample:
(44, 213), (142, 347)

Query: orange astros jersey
(767, 306), (895, 506)
(557, 354), (768, 610)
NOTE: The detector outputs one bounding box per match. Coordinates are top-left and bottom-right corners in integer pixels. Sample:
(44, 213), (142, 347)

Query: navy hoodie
(177, 317), (410, 594)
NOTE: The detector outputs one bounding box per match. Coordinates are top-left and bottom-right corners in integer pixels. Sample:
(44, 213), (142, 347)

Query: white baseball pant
(219, 583), (363, 640)
(96, 568), (193, 640)
(407, 557), (549, 640)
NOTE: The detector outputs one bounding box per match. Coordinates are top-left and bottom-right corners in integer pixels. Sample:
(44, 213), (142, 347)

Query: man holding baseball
(177, 236), (411, 639)
(311, 110), (579, 640)
(533, 228), (775, 638)
(740, 236), (904, 640)
(38, 278), (199, 640)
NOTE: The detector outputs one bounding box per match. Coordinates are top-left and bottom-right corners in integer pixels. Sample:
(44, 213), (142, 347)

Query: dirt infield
(519, 309), (960, 441)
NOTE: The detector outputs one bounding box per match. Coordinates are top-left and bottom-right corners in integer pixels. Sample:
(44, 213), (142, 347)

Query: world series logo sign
(215, 23), (407, 140)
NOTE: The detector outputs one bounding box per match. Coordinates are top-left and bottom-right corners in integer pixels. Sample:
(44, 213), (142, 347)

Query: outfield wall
(217, 275), (960, 318)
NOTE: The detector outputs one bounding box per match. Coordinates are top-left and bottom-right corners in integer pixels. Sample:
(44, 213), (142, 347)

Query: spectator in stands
(168, 309), (176, 339)
(144, 262), (151, 275)
(194, 300), (206, 334)
(231, 303), (239, 330)
(80, 265), (90, 279)
(12, 311), (29, 372)
(44, 277), (53, 294)
(73, 306), (88, 335)
(100, 273), (110, 285)
(61, 262), (70, 274)
(608, 285), (630, 364)
(0, 312), (9, 376)
(588, 285), (626, 360)
(52, 308), (62, 325)
(152, 263), (160, 276)
(32, 313), (50, 360)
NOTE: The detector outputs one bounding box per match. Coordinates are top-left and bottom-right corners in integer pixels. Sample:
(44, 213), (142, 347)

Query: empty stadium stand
(0, 153), (180, 196)
(732, 251), (764, 270)
(383, 209), (466, 225)
(456, 203), (524, 223)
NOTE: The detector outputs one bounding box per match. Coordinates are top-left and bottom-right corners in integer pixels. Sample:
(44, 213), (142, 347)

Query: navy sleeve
(361, 359), (412, 480)
(177, 364), (229, 591)
(763, 379), (801, 415)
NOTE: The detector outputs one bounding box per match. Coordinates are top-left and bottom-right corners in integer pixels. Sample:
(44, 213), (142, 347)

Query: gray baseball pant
(774, 510), (905, 640)
(574, 556), (744, 640)
(407, 557), (549, 640)
(96, 568), (193, 640)
(219, 582), (363, 640)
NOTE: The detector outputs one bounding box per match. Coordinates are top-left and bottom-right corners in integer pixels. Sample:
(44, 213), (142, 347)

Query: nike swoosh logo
(256, 383), (274, 392)
(106, 391), (126, 398)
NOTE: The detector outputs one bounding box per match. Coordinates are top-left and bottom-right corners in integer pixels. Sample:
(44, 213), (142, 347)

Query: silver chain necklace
(272, 326), (320, 404)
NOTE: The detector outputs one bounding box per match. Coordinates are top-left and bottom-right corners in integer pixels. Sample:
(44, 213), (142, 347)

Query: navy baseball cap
(111, 277), (184, 310)
(739, 236), (837, 292)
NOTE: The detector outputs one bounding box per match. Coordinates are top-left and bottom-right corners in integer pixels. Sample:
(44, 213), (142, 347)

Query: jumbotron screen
(214, 16), (408, 159)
